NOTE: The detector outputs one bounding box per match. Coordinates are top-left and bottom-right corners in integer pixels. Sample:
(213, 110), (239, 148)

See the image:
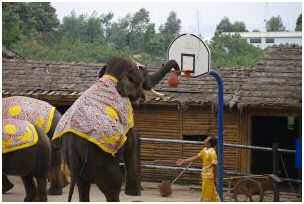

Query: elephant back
(53, 75), (134, 156)
(2, 119), (39, 153)
(2, 96), (56, 134)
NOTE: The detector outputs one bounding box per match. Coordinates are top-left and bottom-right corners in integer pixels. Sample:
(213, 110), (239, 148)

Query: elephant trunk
(146, 60), (180, 89)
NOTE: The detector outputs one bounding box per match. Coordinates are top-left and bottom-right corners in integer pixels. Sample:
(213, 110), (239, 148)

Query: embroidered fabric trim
(2, 119), (38, 153)
(53, 74), (134, 156)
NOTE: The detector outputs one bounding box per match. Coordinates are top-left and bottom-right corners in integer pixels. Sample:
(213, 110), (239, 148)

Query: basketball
(168, 72), (179, 87)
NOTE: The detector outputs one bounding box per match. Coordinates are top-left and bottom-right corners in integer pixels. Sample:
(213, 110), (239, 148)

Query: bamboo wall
(134, 105), (242, 185)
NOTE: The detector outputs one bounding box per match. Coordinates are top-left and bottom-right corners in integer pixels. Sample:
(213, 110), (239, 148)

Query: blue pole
(209, 69), (224, 201)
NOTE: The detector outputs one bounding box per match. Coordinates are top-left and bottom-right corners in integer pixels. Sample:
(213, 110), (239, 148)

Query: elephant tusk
(150, 89), (165, 98)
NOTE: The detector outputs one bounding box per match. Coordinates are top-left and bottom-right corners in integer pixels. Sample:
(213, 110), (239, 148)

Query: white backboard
(168, 33), (210, 77)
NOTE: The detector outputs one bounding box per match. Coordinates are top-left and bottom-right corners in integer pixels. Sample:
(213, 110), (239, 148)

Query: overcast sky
(51, 2), (302, 39)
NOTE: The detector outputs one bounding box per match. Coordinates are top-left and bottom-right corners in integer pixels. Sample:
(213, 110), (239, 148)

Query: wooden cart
(225, 174), (281, 202)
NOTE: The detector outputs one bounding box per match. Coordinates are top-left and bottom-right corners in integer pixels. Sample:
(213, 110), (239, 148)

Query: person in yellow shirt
(176, 136), (220, 202)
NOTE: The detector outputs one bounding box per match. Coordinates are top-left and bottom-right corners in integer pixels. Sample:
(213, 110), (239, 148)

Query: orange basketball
(168, 72), (179, 87)
(183, 70), (191, 78)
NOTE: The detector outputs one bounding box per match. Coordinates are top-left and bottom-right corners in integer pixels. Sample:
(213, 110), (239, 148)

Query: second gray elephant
(2, 96), (63, 195)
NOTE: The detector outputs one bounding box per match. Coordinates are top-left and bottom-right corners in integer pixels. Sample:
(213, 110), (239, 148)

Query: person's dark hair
(209, 136), (217, 147)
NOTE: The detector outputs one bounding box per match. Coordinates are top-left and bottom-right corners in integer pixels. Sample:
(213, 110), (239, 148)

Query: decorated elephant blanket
(52, 74), (134, 156)
(2, 119), (38, 153)
(2, 96), (56, 134)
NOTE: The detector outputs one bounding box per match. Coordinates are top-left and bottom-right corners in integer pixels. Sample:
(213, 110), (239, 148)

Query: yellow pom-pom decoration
(9, 106), (21, 116)
(106, 106), (118, 119)
(4, 124), (17, 135)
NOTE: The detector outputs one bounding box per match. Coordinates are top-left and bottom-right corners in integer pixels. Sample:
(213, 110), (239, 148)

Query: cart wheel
(263, 183), (279, 202)
(233, 178), (264, 202)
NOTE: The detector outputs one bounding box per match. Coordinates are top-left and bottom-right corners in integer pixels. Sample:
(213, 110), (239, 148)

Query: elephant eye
(128, 75), (135, 84)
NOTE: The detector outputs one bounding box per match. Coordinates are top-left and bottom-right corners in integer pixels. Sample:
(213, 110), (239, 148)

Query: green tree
(209, 33), (264, 67)
(128, 8), (150, 52)
(295, 14), (302, 31)
(233, 21), (247, 32)
(12, 2), (59, 37)
(106, 14), (131, 50)
(266, 15), (286, 31)
(215, 17), (234, 34)
(159, 11), (181, 55)
(85, 11), (103, 43)
(101, 12), (114, 41)
(60, 10), (84, 42)
(2, 3), (22, 46)
(159, 11), (181, 36)
(28, 2), (59, 32)
(3, 2), (59, 45)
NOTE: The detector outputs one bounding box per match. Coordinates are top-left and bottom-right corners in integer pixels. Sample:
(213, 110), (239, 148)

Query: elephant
(52, 57), (180, 202)
(2, 119), (52, 201)
(2, 96), (64, 195)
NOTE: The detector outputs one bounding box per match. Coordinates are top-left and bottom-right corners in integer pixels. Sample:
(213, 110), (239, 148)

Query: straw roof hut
(2, 45), (301, 183)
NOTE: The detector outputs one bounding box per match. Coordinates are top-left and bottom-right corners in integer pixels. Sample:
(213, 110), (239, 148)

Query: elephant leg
(21, 175), (36, 202)
(123, 129), (141, 196)
(48, 148), (62, 195)
(76, 178), (91, 202)
(95, 166), (122, 202)
(34, 177), (47, 202)
(2, 175), (14, 193)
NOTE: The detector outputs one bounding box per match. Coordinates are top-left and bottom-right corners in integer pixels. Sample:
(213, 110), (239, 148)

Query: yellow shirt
(197, 147), (218, 179)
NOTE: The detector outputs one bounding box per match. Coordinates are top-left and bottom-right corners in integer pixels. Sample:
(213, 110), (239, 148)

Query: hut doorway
(251, 116), (300, 179)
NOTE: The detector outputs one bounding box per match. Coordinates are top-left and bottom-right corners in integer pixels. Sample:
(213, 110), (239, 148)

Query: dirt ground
(2, 176), (203, 202)
(3, 176), (301, 202)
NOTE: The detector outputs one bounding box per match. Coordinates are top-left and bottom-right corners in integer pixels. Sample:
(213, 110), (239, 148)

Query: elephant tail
(67, 142), (89, 202)
(67, 175), (76, 202)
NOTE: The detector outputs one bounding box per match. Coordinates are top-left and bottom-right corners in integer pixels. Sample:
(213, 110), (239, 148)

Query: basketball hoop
(168, 33), (211, 78)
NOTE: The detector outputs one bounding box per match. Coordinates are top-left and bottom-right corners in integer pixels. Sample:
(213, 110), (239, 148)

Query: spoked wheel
(233, 178), (264, 202)
(263, 183), (279, 202)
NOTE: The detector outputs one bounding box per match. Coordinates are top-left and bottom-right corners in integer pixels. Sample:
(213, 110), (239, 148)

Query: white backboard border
(167, 33), (211, 77)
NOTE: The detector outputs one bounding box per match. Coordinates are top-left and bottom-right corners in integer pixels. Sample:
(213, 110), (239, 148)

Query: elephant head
(98, 57), (180, 101)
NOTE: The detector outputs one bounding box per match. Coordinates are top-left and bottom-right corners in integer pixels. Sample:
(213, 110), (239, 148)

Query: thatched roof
(144, 67), (251, 107)
(230, 45), (302, 110)
(2, 45), (302, 110)
(2, 59), (103, 105)
(2, 45), (25, 60)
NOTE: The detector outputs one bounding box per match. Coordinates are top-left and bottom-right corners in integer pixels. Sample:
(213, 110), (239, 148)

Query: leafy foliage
(4, 3), (263, 67)
(295, 14), (302, 31)
(209, 34), (264, 67)
(215, 17), (248, 34)
(266, 16), (286, 31)
(2, 3), (22, 45)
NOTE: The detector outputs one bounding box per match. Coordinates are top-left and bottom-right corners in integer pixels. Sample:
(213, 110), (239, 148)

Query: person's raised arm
(176, 154), (200, 166)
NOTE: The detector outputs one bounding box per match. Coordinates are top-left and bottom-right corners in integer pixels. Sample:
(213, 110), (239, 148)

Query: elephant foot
(125, 186), (141, 196)
(60, 171), (70, 188)
(24, 195), (35, 202)
(33, 194), (47, 202)
(3, 181), (14, 194)
(47, 186), (62, 195)
(61, 177), (70, 188)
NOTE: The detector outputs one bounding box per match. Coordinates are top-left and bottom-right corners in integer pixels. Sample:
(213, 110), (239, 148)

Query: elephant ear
(98, 65), (107, 78)
(142, 70), (153, 90)
(117, 69), (145, 100)
(117, 69), (135, 98)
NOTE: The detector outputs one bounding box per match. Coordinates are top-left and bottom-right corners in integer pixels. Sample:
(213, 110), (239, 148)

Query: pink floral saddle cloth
(2, 96), (56, 134)
(53, 74), (134, 156)
(2, 119), (38, 153)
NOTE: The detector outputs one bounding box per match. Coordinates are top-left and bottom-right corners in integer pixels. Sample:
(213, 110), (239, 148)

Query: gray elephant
(2, 119), (52, 201)
(2, 96), (64, 195)
(52, 57), (180, 202)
